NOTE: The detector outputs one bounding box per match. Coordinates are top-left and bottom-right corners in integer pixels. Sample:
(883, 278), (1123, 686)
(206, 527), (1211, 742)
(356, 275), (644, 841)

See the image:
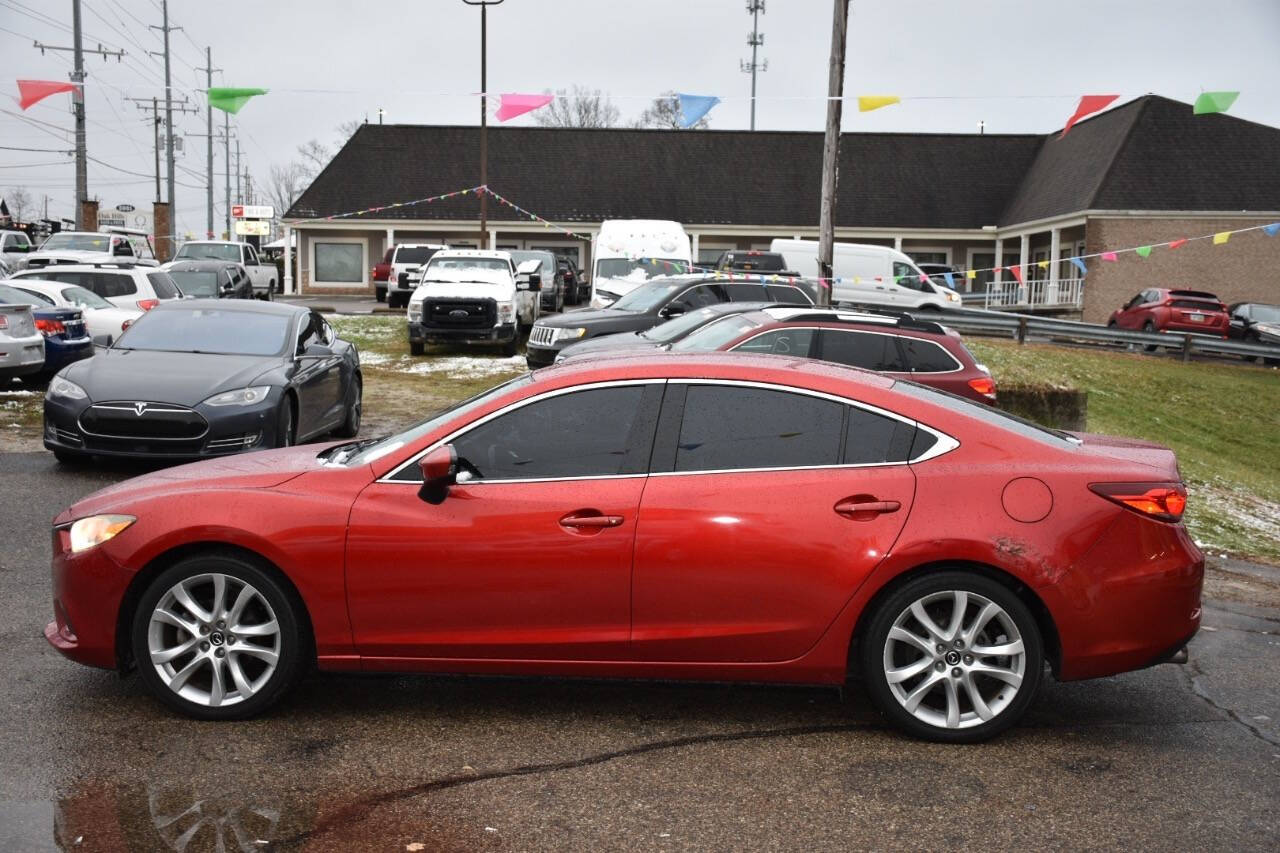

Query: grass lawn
(969, 339), (1280, 564)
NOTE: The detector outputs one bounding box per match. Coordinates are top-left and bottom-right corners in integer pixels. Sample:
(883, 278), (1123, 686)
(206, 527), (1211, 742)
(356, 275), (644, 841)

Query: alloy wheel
(146, 573), (282, 708)
(882, 590), (1026, 730)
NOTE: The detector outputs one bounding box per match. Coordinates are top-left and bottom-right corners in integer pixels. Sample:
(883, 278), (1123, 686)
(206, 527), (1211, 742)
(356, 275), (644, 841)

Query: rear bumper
(0, 335), (46, 378)
(40, 338), (93, 376)
(408, 321), (516, 345)
(1161, 321), (1228, 336)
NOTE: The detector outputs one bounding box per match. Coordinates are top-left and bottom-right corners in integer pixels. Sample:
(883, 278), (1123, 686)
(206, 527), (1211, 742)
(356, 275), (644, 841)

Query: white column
(1018, 233), (1030, 303)
(992, 237), (1003, 288)
(283, 225), (293, 294)
(1048, 226), (1061, 304)
(690, 232), (700, 266)
(893, 236), (902, 252)
(487, 228), (497, 250)
(385, 227), (395, 253)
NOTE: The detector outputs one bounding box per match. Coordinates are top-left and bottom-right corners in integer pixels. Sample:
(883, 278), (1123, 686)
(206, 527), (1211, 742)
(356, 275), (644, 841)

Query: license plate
(22, 345), (42, 363)
(1189, 313), (1204, 322)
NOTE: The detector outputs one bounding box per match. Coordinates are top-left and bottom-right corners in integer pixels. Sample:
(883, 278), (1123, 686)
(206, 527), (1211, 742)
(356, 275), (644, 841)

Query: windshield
(115, 307), (289, 356)
(60, 286), (112, 310)
(169, 271), (221, 297)
(1249, 304), (1280, 323)
(40, 233), (111, 252)
(422, 257), (510, 282)
(672, 315), (763, 351)
(395, 247), (439, 264)
(0, 283), (47, 307)
(596, 258), (691, 283)
(176, 243), (241, 262)
(609, 280), (685, 312)
(640, 306), (729, 342)
(341, 373), (535, 466)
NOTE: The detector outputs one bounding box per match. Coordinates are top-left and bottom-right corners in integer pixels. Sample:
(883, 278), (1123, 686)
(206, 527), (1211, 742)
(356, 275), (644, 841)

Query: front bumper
(46, 531), (134, 670)
(408, 320), (517, 346)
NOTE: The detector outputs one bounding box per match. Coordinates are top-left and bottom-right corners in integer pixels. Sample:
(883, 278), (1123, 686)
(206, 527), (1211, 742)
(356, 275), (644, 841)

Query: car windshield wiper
(323, 437), (382, 465)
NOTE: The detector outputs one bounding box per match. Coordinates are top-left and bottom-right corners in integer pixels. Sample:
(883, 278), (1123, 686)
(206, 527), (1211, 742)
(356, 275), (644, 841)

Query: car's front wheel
(131, 554), (306, 719)
(275, 397), (296, 448)
(859, 571), (1043, 743)
(334, 376), (361, 438)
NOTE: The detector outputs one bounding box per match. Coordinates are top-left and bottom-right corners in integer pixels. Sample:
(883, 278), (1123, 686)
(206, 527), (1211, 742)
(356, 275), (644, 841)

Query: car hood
(56, 444), (329, 523)
(535, 307), (652, 333)
(64, 348), (278, 406)
(557, 331), (663, 359)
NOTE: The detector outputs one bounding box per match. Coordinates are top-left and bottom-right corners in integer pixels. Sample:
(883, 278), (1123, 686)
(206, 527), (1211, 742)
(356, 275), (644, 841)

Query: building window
(905, 251), (949, 266)
(314, 242), (363, 283)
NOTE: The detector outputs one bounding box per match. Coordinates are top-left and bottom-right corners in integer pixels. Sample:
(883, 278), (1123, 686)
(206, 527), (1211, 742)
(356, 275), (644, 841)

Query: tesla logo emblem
(133, 402), (148, 416)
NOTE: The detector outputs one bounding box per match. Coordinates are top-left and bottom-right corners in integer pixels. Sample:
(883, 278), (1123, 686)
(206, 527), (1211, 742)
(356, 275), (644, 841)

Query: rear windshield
(396, 247), (440, 264)
(672, 314), (764, 351)
(1171, 299), (1222, 310)
(115, 307), (289, 356)
(720, 252), (787, 271)
(59, 286), (112, 310)
(176, 243), (241, 262)
(169, 271), (220, 297)
(40, 233), (110, 252)
(1247, 304), (1280, 323)
(893, 380), (1076, 447)
(0, 284), (45, 307)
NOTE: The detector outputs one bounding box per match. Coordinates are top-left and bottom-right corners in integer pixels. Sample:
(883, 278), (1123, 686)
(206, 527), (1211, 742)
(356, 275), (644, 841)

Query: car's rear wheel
(375, 287), (386, 304)
(859, 571), (1043, 743)
(1143, 320), (1159, 352)
(131, 554), (304, 719)
(409, 340), (425, 356)
(334, 376), (361, 438)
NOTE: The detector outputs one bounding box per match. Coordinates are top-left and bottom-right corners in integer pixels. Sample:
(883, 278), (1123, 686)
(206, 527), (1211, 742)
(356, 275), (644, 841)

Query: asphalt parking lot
(1, 450), (1278, 851)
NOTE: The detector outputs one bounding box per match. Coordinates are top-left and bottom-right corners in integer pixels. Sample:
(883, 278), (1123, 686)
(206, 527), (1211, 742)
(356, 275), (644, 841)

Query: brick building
(283, 95), (1280, 322)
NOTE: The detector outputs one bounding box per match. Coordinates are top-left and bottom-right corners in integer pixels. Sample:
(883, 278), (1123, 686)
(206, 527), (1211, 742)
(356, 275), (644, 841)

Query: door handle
(834, 499), (901, 517)
(559, 512), (624, 529)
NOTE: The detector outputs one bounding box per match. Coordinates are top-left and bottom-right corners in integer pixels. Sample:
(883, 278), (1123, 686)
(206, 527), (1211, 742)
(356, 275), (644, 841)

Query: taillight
(1089, 482), (1187, 522)
(136, 299), (159, 311)
(35, 318), (67, 336)
(121, 319), (132, 331)
(0, 314), (7, 329)
(967, 376), (997, 398)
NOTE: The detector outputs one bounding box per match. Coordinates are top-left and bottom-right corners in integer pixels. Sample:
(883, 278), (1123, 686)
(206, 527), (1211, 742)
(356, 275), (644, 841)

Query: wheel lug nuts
(954, 640), (964, 649)
(200, 626), (208, 635)
(936, 644), (945, 653)
(964, 654), (973, 665)
(199, 641), (209, 651)
(951, 668), (962, 678)
(215, 648), (225, 658)
(216, 620), (225, 629)
(934, 661), (945, 671)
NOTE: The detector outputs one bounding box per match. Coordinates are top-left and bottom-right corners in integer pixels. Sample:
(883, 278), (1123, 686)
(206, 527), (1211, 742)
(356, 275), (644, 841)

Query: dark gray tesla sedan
(42, 299), (362, 463)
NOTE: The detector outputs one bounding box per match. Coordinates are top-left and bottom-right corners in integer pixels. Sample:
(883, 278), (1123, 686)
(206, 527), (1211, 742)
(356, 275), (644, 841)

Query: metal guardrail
(897, 306), (1280, 363)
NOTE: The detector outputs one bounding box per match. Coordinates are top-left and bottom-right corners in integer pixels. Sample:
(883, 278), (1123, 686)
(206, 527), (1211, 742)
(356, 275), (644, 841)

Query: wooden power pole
(816, 0), (849, 308)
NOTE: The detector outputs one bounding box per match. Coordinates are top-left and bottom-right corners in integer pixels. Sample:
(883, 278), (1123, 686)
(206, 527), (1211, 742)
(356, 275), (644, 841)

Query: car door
(292, 311), (344, 434)
(345, 382), (664, 660)
(1115, 291), (1150, 329)
(631, 382), (917, 662)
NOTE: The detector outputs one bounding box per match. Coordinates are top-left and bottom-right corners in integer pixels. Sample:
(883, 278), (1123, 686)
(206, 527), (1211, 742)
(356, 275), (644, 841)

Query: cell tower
(740, 0), (767, 131)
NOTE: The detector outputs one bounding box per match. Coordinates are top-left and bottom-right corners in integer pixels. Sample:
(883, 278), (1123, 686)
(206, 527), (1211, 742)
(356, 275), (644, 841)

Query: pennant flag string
(1193, 91), (1240, 115)
(857, 95), (901, 112)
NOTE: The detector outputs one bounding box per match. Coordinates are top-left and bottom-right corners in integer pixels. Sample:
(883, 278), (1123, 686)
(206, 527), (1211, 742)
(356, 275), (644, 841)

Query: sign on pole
(232, 204), (274, 219)
(234, 220), (270, 236)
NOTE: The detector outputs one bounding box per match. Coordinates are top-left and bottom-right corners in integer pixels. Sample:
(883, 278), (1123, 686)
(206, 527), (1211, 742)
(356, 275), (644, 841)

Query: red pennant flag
(1009, 265), (1025, 284)
(1168, 238), (1188, 250)
(1060, 94), (1119, 138)
(17, 79), (79, 110)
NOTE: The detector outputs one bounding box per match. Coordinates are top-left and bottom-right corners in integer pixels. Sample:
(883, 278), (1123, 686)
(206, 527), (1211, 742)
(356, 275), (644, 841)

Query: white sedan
(5, 278), (141, 345)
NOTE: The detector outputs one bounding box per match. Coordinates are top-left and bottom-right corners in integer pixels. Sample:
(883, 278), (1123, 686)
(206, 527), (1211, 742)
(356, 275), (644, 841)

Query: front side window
(900, 338), (960, 373)
(244, 246), (259, 265)
(674, 385), (844, 472)
(669, 284), (725, 313)
(893, 261), (925, 291)
(452, 386), (652, 481)
(296, 314), (322, 354)
(672, 314), (762, 352)
(314, 242), (363, 282)
(732, 327), (816, 356)
(765, 285), (813, 305)
(820, 330), (906, 371)
(112, 238), (134, 256)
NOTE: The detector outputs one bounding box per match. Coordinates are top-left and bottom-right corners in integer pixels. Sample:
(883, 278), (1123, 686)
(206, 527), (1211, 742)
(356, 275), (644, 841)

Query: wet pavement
(2, 449), (1278, 851)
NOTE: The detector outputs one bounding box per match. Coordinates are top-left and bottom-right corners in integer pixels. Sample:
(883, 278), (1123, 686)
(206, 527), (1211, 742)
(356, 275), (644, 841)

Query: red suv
(371, 248), (394, 303)
(670, 307), (997, 404)
(1108, 288), (1229, 337)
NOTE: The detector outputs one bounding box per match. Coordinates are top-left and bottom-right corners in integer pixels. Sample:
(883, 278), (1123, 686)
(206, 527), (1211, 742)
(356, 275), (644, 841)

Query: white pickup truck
(406, 249), (541, 356)
(386, 243), (447, 308)
(167, 240), (277, 299)
(20, 230), (160, 271)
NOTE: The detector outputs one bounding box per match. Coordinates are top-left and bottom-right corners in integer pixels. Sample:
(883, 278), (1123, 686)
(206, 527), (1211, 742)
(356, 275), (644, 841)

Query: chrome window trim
(740, 327), (962, 375)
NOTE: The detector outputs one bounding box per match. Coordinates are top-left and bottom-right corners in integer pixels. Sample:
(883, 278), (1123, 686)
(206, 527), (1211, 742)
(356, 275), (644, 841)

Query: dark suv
(525, 275), (814, 368)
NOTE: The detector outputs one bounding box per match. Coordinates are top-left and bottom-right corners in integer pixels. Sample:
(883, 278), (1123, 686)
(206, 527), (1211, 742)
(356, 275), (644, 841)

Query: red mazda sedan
(46, 354), (1202, 741)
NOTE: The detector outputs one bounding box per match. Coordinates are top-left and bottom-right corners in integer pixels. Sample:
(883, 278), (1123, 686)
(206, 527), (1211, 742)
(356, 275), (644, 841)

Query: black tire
(275, 396), (296, 448)
(334, 376), (362, 438)
(1143, 320), (1158, 352)
(131, 552), (306, 720)
(917, 304), (941, 312)
(858, 570), (1043, 743)
(375, 288), (386, 304)
(555, 283), (565, 314)
(501, 335), (519, 357)
(409, 340), (425, 356)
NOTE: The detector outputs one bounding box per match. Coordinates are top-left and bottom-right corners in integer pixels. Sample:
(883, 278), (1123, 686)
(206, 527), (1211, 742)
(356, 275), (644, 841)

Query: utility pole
(197, 47), (220, 238)
(463, 0), (504, 249)
(816, 0), (848, 308)
(31, 1), (124, 229)
(223, 112), (232, 237)
(740, 1), (768, 131)
(149, 1), (180, 254)
(244, 170), (253, 206)
(128, 96), (196, 204)
(234, 138), (241, 206)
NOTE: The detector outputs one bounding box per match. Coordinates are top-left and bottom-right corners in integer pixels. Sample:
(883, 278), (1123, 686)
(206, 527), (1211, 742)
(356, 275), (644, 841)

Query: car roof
(13, 263), (143, 274)
(4, 278), (72, 292)
(152, 297), (303, 317)
(530, 350), (897, 391)
(431, 248), (509, 258)
(167, 259), (239, 270)
(755, 306), (952, 336)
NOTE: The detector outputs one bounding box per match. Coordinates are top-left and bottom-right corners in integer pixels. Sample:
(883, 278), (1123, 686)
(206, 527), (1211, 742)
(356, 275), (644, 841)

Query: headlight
(47, 376), (88, 400)
(407, 302), (423, 322)
(554, 327), (588, 343)
(68, 514), (135, 554)
(944, 290), (961, 303)
(496, 300), (515, 323)
(201, 385), (271, 407)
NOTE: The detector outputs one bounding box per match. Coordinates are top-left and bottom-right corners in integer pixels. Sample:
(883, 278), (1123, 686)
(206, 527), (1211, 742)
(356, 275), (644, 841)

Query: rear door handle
(559, 512), (624, 529)
(834, 499), (901, 517)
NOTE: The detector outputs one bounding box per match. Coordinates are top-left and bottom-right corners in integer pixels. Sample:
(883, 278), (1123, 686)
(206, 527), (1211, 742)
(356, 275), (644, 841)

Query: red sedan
(1108, 288), (1230, 337)
(46, 354), (1202, 741)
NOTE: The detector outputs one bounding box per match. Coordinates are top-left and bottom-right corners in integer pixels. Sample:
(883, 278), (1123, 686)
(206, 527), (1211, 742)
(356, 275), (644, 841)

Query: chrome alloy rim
(882, 590), (1025, 730)
(147, 573), (281, 708)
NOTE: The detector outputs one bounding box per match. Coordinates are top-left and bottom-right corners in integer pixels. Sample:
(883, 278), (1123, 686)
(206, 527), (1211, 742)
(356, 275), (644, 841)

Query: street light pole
(463, 0), (503, 250)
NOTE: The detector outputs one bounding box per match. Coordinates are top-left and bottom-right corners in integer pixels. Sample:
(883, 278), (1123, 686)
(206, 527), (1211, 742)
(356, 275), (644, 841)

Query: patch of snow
(357, 351), (392, 367)
(0, 389), (42, 397)
(395, 355), (526, 379)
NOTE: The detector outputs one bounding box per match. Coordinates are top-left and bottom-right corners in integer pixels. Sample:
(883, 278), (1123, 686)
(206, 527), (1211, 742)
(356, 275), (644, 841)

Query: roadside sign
(234, 220), (270, 236)
(116, 204), (135, 212)
(232, 204), (274, 219)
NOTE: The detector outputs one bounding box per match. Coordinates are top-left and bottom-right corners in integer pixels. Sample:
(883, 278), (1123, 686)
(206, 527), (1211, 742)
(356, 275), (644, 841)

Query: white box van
(590, 220), (692, 308)
(769, 239), (962, 310)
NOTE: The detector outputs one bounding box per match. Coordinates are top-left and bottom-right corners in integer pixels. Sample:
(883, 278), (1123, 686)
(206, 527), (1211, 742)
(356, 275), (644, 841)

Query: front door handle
(834, 499), (901, 517)
(559, 512), (624, 529)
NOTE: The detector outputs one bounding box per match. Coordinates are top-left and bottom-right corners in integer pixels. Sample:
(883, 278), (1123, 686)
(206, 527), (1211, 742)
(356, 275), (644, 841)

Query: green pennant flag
(207, 87), (268, 114)
(1193, 91), (1239, 115)
(1135, 245), (1152, 258)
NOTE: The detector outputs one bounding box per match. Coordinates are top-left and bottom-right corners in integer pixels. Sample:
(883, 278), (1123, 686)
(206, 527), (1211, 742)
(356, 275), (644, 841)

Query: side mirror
(302, 342), (334, 358)
(417, 444), (458, 504)
(92, 333), (113, 348)
(528, 272), (542, 291)
(659, 304), (686, 319)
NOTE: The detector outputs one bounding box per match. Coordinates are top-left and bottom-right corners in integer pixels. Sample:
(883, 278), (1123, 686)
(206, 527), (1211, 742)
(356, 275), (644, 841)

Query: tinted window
(59, 286), (111, 310)
(675, 385), (843, 472)
(396, 246), (439, 264)
(244, 246), (259, 265)
(112, 238), (134, 256)
(820, 330), (906, 371)
(844, 407), (914, 464)
(147, 271), (181, 299)
(726, 283), (769, 301)
(672, 314), (762, 352)
(0, 284), (45, 307)
(766, 285), (812, 305)
(893, 261), (925, 291)
(169, 271), (220, 297)
(670, 284), (725, 312)
(117, 307), (290, 356)
(76, 272), (138, 298)
(453, 386), (650, 480)
(176, 243), (241, 262)
(12, 286), (55, 306)
(901, 338), (960, 373)
(296, 313), (322, 354)
(894, 380), (1073, 447)
(732, 327), (815, 356)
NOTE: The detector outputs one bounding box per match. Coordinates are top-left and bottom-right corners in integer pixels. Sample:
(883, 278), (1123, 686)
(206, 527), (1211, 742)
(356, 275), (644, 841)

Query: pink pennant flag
(1060, 94), (1119, 138)
(17, 79), (79, 110)
(1008, 265), (1025, 284)
(495, 93), (554, 122)
(1168, 238), (1188, 250)
(1101, 251), (1118, 261)
(917, 274), (929, 284)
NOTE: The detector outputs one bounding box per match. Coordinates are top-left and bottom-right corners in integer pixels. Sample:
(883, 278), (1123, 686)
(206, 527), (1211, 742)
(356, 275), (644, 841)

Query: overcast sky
(3, 0), (1279, 237)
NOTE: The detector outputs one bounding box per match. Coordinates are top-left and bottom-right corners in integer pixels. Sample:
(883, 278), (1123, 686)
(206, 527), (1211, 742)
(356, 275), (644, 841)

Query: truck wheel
(409, 340), (425, 356)
(502, 336), (519, 357)
(375, 288), (386, 304)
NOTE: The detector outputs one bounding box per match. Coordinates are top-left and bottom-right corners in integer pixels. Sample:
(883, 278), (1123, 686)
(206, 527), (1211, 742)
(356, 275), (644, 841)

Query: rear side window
(674, 385), (843, 472)
(845, 407), (915, 464)
(765, 285), (812, 305)
(732, 328), (815, 356)
(12, 287), (55, 306)
(85, 272), (138, 298)
(726, 283), (769, 301)
(819, 330), (906, 371)
(670, 284), (725, 312)
(900, 338), (960, 373)
(147, 272), (181, 299)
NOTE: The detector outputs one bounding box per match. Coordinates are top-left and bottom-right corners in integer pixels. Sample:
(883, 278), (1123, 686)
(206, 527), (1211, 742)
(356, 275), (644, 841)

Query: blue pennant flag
(1069, 256), (1088, 276)
(1264, 222), (1280, 237)
(943, 272), (955, 289)
(676, 93), (720, 128)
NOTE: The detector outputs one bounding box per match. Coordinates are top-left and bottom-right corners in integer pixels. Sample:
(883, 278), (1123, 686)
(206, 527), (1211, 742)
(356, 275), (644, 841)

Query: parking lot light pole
(463, 0), (504, 249)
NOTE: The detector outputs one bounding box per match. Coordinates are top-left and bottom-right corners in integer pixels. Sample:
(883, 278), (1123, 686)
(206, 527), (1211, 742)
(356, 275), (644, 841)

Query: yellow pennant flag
(854, 276), (861, 284)
(1037, 260), (1049, 270)
(966, 269), (977, 280)
(858, 95), (901, 112)
(1213, 231), (1231, 245)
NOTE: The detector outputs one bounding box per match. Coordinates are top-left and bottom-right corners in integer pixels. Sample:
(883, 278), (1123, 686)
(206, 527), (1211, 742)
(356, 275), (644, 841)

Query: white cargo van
(590, 220), (692, 308)
(769, 239), (962, 310)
